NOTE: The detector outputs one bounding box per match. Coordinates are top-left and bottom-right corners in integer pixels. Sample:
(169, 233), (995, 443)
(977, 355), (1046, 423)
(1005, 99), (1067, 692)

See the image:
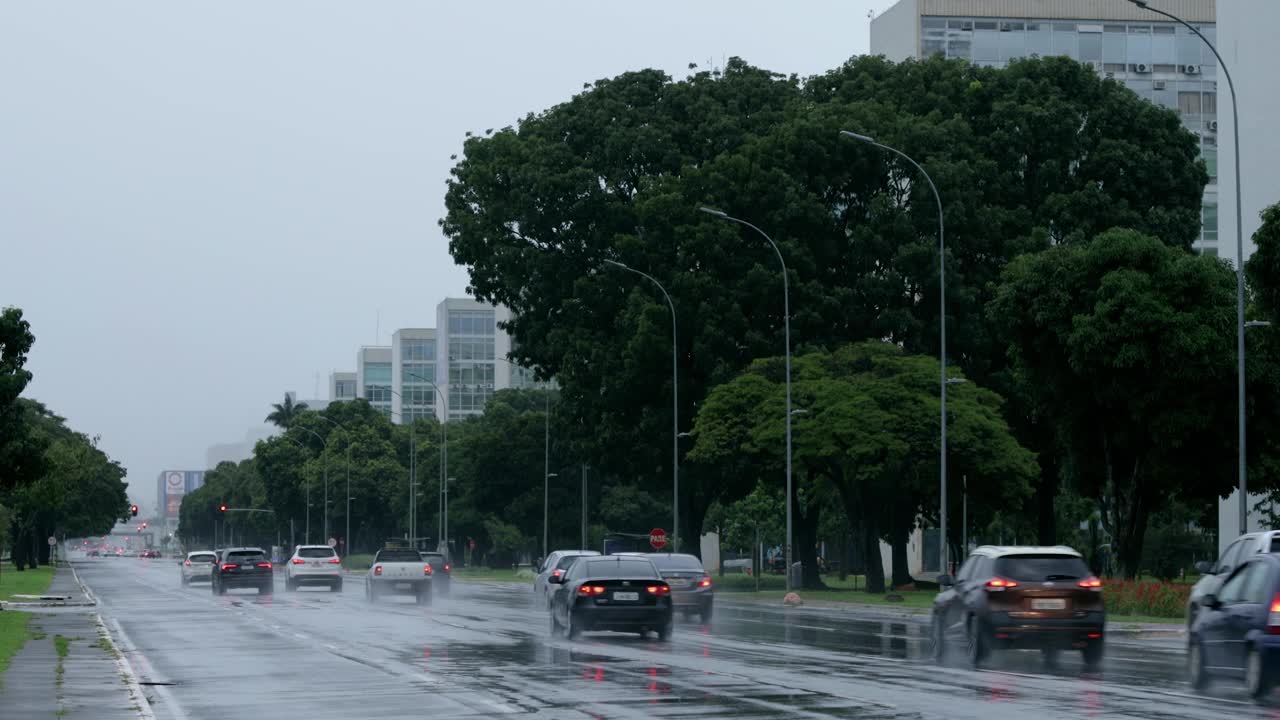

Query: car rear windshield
(376, 550), (421, 562)
(555, 555), (584, 570)
(190, 553), (216, 563)
(299, 548), (336, 558)
(585, 559), (658, 578)
(995, 554), (1090, 582)
(648, 554), (704, 571)
(422, 553), (446, 563)
(227, 550), (266, 563)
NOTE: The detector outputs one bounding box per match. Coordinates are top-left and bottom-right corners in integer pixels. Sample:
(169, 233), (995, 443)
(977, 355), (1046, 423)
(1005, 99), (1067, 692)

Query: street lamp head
(839, 130), (875, 144)
(790, 408), (809, 416)
(1126, 0), (1149, 7)
(603, 258), (631, 270)
(1246, 320), (1273, 328)
(945, 377), (968, 385)
(546, 472), (558, 478)
(698, 206), (728, 219)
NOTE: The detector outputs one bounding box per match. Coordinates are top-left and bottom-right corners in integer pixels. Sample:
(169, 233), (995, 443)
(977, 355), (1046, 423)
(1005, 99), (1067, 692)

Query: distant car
(534, 550), (600, 609)
(366, 547), (431, 604)
(931, 545), (1105, 669)
(181, 551), (217, 585)
(1189, 553), (1280, 700)
(211, 547), (274, 596)
(286, 545), (343, 592)
(88, 550), (101, 558)
(548, 555), (673, 641)
(644, 553), (714, 622)
(420, 552), (452, 596)
(1189, 531), (1280, 630)
(140, 549), (161, 558)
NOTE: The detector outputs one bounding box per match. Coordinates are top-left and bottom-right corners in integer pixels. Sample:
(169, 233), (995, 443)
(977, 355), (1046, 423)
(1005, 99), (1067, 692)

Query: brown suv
(931, 546), (1105, 669)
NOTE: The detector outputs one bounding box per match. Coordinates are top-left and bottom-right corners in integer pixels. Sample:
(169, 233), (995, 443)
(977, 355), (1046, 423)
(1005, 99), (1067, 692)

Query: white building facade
(871, 0), (1221, 254)
(391, 328), (438, 423)
(328, 371), (356, 402)
(356, 346), (393, 418)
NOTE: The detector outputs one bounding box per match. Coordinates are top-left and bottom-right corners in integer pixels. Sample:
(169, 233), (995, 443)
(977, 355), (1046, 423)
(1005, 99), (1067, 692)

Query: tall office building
(436, 298), (511, 420)
(329, 371), (356, 402)
(356, 346), (393, 418)
(391, 328), (437, 423)
(870, 0), (1220, 254)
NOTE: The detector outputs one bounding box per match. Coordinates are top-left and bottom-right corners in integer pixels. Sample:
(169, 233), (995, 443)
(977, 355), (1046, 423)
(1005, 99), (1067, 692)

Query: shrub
(1103, 579), (1190, 618)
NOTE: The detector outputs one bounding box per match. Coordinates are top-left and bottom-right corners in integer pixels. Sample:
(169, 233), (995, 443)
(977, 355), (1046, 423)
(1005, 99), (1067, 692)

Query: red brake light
(374, 565), (383, 576)
(220, 563), (237, 571)
(552, 569), (564, 579)
(443, 563), (451, 572)
(1078, 577), (1102, 589)
(424, 565), (433, 576)
(647, 585), (671, 595)
(698, 575), (712, 588)
(985, 577), (1018, 589)
(577, 585), (606, 596)
(256, 562), (272, 569)
(292, 558), (307, 565)
(184, 560), (191, 566)
(327, 557), (341, 564)
(1268, 594), (1280, 634)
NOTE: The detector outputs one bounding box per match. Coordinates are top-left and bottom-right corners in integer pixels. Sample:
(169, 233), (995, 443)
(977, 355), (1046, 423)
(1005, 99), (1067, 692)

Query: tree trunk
(889, 499), (915, 588)
(793, 492), (826, 590)
(1036, 450), (1059, 546)
(854, 481), (885, 594)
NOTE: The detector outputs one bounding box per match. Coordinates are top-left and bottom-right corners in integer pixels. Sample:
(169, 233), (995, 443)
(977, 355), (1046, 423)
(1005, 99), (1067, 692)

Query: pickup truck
(366, 547), (433, 604)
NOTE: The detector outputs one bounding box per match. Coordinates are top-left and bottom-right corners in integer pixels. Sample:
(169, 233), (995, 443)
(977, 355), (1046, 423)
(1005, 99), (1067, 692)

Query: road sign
(649, 528), (668, 550)
(327, 537), (337, 548)
(47, 536), (57, 547)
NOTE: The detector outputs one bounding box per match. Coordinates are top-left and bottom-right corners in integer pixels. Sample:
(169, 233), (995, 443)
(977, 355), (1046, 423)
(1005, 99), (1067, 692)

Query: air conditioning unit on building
(1087, 60), (1104, 72)
(1134, 63), (1152, 73)
(1153, 80), (1167, 90)
(1105, 71), (1115, 79)
(1207, 120), (1219, 132)
(1183, 64), (1201, 75)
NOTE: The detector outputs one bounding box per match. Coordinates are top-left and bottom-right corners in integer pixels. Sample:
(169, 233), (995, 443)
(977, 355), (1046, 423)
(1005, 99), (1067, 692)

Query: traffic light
(218, 503), (228, 512)
(130, 505), (139, 517)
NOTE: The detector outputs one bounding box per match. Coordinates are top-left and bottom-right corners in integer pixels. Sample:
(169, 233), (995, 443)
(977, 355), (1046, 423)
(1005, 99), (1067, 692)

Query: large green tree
(990, 228), (1241, 577)
(441, 55), (1207, 549)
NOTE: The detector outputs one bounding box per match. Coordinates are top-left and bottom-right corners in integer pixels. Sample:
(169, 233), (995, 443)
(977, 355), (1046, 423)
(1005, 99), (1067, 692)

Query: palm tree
(265, 394), (309, 429)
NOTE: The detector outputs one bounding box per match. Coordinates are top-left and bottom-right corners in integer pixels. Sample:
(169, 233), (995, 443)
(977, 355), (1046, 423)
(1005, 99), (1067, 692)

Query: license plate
(1031, 598), (1067, 610)
(668, 579), (690, 588)
(613, 591), (639, 601)
(311, 562), (321, 567)
(396, 583), (412, 590)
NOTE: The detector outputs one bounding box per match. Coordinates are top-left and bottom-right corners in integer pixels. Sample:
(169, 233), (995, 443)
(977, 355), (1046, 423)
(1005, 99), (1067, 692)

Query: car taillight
(374, 565), (383, 576)
(1268, 595), (1280, 635)
(220, 563), (237, 571)
(647, 585), (671, 595)
(292, 558), (306, 565)
(424, 565), (433, 576)
(552, 569), (564, 579)
(184, 560), (191, 566)
(328, 557), (341, 564)
(1078, 577), (1102, 589)
(443, 563), (451, 572)
(578, 585), (606, 596)
(256, 562), (272, 569)
(698, 575), (712, 588)
(985, 577), (1018, 590)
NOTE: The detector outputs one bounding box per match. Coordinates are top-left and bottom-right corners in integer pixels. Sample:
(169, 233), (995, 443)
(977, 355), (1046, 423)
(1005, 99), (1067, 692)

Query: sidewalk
(0, 564), (151, 719)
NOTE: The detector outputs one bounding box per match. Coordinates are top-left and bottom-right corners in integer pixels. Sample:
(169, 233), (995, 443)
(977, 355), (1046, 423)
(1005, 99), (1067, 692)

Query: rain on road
(74, 558), (1280, 719)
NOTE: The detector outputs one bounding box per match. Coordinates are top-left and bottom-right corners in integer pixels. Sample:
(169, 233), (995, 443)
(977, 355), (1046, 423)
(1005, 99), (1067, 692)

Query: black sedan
(211, 547), (274, 596)
(548, 556), (673, 641)
(1189, 553), (1280, 700)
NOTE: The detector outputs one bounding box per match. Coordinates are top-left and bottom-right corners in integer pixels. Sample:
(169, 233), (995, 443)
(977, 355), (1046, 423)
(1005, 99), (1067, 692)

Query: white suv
(285, 545), (343, 592)
(181, 550), (218, 585)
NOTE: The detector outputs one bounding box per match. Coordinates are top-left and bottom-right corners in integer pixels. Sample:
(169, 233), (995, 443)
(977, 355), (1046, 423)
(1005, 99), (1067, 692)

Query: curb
(93, 612), (157, 720)
(69, 562), (99, 606)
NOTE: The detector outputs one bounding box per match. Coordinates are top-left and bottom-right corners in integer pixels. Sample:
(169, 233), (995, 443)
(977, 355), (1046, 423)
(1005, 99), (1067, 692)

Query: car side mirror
(1203, 593), (1223, 610)
(1194, 561), (1212, 574)
(548, 574), (563, 585)
(936, 574), (953, 587)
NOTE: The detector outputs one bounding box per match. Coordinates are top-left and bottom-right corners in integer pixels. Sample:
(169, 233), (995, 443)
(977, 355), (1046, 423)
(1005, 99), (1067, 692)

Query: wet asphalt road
(74, 557), (1280, 719)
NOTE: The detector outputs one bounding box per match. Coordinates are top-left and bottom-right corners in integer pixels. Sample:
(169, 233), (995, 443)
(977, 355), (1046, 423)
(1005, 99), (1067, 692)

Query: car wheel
(700, 605), (714, 624)
(285, 577), (295, 592)
(181, 575), (188, 587)
(1041, 646), (1061, 669)
(332, 579), (343, 592)
(966, 617), (989, 667)
(1188, 638), (1212, 692)
(1247, 647), (1272, 700)
(369, 582), (379, 602)
(931, 614), (947, 665)
(217, 582), (226, 596)
(657, 621), (672, 642)
(260, 582), (273, 596)
(416, 588), (432, 606)
(566, 611), (582, 640)
(1082, 638), (1103, 671)
(550, 610), (563, 637)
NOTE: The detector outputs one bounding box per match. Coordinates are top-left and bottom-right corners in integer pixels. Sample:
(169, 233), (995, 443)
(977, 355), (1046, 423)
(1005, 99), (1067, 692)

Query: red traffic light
(218, 504), (228, 512)
(130, 505), (139, 517)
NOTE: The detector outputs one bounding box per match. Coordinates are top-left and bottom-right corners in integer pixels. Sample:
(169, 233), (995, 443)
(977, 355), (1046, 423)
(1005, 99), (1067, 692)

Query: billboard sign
(164, 471), (187, 517)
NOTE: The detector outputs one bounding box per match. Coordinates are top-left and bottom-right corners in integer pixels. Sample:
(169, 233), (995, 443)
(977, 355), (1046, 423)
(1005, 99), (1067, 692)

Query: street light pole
(1126, 0), (1249, 537)
(316, 415), (351, 556)
(840, 130), (947, 573)
(404, 371), (448, 551)
(288, 425), (327, 545)
(699, 207), (794, 592)
(603, 258), (680, 552)
(486, 357), (553, 557)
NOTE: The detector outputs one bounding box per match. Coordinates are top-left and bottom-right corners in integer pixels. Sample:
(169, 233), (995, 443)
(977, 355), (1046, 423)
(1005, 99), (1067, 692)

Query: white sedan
(181, 551), (217, 585)
(285, 545), (343, 592)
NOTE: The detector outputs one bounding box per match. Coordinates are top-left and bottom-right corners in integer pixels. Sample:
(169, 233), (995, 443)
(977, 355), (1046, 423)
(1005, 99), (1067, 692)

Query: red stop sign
(649, 528), (668, 550)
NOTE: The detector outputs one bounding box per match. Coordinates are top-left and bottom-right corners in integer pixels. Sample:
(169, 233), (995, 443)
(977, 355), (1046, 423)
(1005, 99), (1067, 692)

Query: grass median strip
(0, 611), (34, 675)
(0, 565), (55, 602)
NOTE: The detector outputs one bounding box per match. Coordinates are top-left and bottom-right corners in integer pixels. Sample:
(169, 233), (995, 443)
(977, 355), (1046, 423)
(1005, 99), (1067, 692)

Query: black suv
(211, 547), (274, 596)
(420, 552), (452, 596)
(932, 545), (1105, 669)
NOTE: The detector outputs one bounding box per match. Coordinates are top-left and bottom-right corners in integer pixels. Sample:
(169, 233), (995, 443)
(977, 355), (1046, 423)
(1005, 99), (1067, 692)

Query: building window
(401, 339), (435, 362)
(1203, 200), (1219, 243)
(1203, 148), (1218, 181)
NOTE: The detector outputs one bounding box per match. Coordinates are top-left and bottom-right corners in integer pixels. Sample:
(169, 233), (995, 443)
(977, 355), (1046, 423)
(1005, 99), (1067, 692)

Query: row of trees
(0, 308), (132, 569)
(435, 53), (1280, 587)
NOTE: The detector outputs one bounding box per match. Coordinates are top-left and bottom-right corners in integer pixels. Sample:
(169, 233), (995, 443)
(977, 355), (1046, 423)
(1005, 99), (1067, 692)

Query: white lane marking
(93, 613), (155, 720)
(106, 616), (188, 720)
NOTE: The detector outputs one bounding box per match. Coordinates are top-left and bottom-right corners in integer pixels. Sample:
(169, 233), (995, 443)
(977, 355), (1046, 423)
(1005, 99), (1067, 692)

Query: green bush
(342, 554), (374, 571)
(1104, 580), (1190, 618)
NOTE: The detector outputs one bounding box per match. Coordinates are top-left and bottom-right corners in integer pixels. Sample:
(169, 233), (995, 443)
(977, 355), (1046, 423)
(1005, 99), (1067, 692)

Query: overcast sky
(2, 1), (884, 513)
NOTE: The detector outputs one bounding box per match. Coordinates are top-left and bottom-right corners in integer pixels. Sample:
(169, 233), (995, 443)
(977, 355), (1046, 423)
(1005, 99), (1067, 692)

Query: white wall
(1219, 488), (1272, 555)
(1218, 0), (1280, 269)
(870, 0), (919, 62)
